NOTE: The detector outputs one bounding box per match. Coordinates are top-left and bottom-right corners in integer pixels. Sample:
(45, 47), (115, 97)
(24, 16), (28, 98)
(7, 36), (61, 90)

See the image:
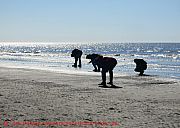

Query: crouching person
(134, 59), (147, 76)
(71, 49), (83, 68)
(94, 56), (117, 87)
(86, 54), (102, 72)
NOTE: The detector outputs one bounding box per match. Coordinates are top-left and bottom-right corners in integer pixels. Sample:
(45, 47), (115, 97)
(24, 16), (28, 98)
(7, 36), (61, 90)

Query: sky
(0, 0), (180, 43)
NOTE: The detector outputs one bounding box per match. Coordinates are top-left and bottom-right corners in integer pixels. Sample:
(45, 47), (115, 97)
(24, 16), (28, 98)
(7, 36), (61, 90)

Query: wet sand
(0, 67), (180, 128)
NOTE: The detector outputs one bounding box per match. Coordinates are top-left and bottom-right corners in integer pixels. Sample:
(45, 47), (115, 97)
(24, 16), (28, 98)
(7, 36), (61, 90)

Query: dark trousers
(74, 57), (81, 67)
(102, 69), (113, 83)
(92, 60), (100, 71)
(101, 60), (117, 84)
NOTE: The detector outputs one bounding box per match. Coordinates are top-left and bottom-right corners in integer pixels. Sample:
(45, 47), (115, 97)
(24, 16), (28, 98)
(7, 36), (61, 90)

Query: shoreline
(0, 65), (179, 81)
(0, 67), (180, 128)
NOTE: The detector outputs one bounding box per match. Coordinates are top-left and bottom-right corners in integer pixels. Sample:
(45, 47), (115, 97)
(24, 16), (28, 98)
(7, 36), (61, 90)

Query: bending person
(94, 56), (117, 87)
(86, 54), (102, 72)
(71, 49), (83, 68)
(134, 59), (147, 76)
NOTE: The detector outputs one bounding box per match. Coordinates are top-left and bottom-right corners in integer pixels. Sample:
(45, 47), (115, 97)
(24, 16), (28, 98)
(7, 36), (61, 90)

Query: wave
(0, 42), (179, 79)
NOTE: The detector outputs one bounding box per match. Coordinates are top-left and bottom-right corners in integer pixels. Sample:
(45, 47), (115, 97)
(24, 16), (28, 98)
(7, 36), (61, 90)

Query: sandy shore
(0, 67), (180, 128)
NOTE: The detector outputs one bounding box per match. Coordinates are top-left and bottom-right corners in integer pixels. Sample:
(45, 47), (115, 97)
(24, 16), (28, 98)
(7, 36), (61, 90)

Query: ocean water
(0, 42), (179, 79)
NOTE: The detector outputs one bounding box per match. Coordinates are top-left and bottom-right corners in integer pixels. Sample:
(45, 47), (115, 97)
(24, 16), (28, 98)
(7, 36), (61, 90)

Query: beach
(0, 67), (180, 128)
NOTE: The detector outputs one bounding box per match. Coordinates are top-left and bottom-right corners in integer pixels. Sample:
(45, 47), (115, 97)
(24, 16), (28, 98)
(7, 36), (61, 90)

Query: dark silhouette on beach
(134, 59), (147, 76)
(71, 49), (83, 68)
(86, 54), (103, 72)
(94, 56), (117, 87)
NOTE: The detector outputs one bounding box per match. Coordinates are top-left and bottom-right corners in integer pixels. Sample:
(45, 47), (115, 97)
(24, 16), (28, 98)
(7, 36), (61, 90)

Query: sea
(0, 42), (179, 79)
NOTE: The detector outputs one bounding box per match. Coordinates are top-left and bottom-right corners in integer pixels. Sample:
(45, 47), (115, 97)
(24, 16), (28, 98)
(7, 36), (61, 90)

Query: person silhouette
(71, 49), (83, 68)
(86, 54), (103, 72)
(134, 59), (147, 76)
(94, 56), (117, 87)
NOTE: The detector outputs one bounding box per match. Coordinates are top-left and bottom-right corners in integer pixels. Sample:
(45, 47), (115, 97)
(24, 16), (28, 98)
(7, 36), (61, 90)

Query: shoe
(98, 82), (106, 86)
(111, 85), (116, 88)
(107, 82), (113, 85)
(72, 65), (77, 68)
(93, 69), (98, 72)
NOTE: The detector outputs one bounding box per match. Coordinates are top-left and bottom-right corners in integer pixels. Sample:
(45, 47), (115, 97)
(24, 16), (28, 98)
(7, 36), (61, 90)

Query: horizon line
(0, 41), (180, 44)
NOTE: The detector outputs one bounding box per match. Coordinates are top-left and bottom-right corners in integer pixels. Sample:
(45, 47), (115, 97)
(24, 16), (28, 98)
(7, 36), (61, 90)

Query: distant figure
(134, 59), (147, 76)
(86, 54), (103, 72)
(94, 56), (117, 87)
(71, 49), (83, 68)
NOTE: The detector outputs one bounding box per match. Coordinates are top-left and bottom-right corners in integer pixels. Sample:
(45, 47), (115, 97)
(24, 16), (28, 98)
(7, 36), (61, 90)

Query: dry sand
(0, 67), (180, 128)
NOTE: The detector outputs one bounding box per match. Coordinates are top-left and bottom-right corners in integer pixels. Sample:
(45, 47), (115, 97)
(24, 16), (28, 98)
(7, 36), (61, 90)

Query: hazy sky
(0, 0), (180, 42)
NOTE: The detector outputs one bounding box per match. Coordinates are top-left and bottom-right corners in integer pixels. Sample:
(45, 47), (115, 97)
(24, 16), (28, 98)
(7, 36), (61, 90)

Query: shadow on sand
(98, 85), (123, 89)
(136, 74), (158, 77)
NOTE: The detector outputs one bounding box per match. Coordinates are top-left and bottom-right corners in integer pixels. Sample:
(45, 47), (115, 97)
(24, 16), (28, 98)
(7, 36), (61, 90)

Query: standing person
(94, 56), (117, 87)
(71, 49), (83, 68)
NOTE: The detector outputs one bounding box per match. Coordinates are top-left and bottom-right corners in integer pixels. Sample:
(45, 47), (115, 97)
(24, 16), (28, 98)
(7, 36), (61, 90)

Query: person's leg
(108, 70), (113, 85)
(78, 57), (82, 67)
(99, 68), (106, 86)
(107, 60), (117, 85)
(92, 60), (97, 71)
(139, 70), (144, 76)
(73, 57), (78, 67)
(97, 66), (100, 72)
